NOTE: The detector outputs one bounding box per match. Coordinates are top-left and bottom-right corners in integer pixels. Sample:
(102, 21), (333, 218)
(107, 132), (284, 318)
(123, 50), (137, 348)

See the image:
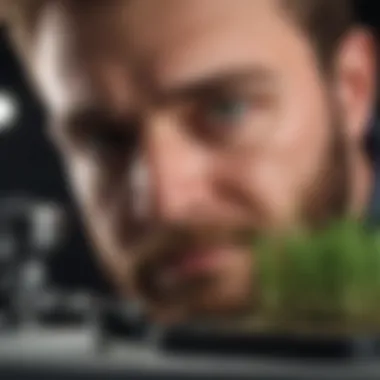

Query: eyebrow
(61, 68), (277, 129)
(157, 67), (278, 101)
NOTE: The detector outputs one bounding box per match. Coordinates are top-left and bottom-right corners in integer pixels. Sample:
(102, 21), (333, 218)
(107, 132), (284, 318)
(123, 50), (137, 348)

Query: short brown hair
(1, 0), (48, 57)
(284, 0), (354, 66)
(1, 0), (355, 65)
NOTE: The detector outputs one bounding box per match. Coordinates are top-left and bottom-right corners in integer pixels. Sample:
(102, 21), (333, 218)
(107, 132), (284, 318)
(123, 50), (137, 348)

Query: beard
(128, 117), (352, 316)
(300, 106), (351, 228)
(95, 99), (353, 320)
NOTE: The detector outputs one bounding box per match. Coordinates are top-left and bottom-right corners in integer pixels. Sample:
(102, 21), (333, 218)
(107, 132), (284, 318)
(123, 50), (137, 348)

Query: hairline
(1, 0), (354, 68)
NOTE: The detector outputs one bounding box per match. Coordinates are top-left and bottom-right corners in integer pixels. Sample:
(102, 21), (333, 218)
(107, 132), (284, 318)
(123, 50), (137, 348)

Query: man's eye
(205, 98), (249, 126)
(191, 97), (251, 143)
(86, 128), (136, 157)
(64, 109), (139, 157)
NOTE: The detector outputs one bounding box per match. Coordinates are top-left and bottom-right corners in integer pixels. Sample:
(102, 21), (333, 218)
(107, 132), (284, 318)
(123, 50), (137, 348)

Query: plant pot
(161, 221), (380, 361)
(160, 321), (380, 361)
(255, 220), (380, 341)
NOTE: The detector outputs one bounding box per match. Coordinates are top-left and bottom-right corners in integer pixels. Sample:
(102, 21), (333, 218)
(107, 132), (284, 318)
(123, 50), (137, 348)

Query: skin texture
(25, 0), (376, 323)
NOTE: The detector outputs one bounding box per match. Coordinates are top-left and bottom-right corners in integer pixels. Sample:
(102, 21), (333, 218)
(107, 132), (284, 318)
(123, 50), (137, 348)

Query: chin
(149, 276), (253, 324)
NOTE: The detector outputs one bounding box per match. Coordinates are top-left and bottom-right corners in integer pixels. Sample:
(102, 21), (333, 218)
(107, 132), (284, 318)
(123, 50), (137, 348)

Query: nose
(136, 113), (208, 224)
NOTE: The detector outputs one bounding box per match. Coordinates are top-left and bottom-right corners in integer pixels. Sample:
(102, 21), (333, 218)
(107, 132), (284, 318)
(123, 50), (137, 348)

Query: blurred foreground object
(257, 220), (380, 333)
(159, 221), (380, 362)
(1, 203), (380, 377)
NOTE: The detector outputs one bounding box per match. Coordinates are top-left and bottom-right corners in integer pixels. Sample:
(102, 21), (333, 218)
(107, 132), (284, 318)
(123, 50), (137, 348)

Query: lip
(164, 247), (229, 279)
(138, 246), (232, 303)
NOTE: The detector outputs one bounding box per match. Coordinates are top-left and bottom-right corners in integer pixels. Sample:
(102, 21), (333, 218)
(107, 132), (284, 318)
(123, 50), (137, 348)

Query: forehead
(31, 0), (314, 115)
(65, 0), (282, 48)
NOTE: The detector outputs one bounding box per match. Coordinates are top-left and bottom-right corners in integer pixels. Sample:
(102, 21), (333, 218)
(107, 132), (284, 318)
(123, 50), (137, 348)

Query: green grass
(255, 220), (380, 332)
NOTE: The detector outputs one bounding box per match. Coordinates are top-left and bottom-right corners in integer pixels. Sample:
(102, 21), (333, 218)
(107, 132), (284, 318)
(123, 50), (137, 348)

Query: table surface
(1, 327), (380, 380)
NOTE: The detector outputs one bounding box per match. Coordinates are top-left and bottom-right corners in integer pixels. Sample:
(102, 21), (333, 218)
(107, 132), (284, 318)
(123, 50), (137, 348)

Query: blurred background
(0, 27), (112, 297)
(0, 1), (379, 378)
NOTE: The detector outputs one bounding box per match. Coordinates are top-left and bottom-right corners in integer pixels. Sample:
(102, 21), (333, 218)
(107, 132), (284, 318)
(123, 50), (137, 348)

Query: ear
(334, 28), (377, 144)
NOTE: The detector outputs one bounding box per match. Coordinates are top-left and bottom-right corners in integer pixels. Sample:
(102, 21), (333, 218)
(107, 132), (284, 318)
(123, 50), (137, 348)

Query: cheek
(222, 117), (331, 225)
(69, 154), (128, 207)
(244, 158), (301, 223)
(65, 155), (134, 287)
(252, 86), (332, 221)
(65, 155), (123, 239)
(67, 157), (101, 211)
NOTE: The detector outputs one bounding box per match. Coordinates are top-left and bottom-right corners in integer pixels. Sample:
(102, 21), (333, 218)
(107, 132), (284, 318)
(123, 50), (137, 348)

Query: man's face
(31, 0), (355, 322)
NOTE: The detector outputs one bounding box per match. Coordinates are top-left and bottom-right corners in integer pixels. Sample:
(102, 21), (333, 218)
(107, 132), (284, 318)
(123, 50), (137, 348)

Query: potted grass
(162, 220), (380, 360)
(256, 219), (380, 335)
